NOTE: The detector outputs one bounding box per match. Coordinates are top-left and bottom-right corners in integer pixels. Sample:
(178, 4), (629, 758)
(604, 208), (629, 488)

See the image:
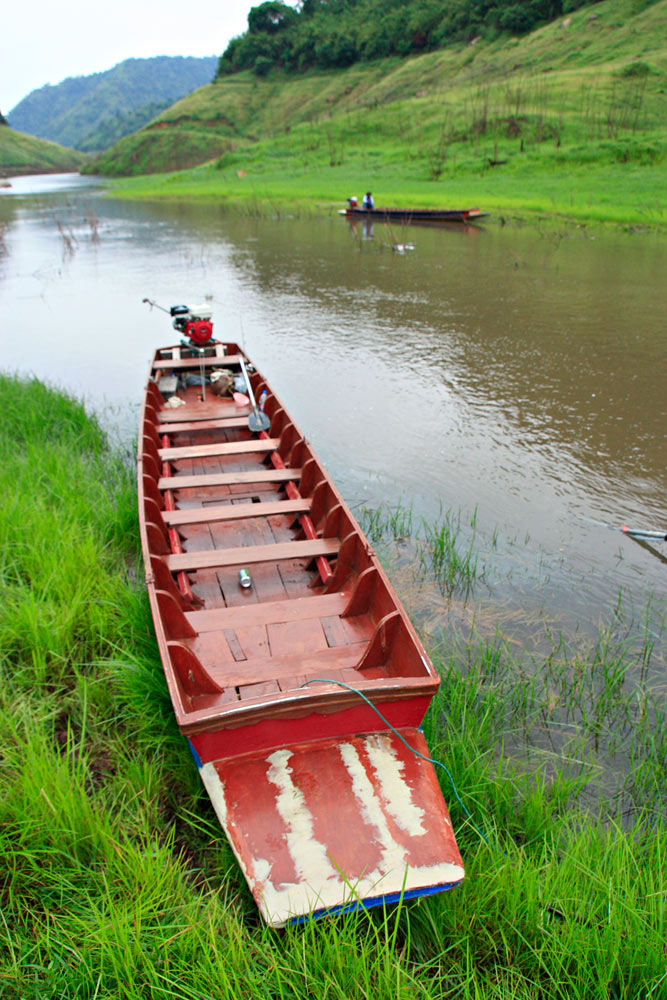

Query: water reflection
(0, 176), (664, 649)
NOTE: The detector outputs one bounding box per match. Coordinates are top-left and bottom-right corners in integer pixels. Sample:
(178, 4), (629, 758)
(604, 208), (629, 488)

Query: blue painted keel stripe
(285, 880), (461, 925)
(187, 739), (203, 770)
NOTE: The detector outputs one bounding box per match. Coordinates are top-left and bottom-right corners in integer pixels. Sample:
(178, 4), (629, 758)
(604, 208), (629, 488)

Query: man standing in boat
(362, 191), (374, 210)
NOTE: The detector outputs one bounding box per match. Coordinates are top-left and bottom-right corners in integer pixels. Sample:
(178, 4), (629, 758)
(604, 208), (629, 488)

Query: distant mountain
(8, 56), (218, 152)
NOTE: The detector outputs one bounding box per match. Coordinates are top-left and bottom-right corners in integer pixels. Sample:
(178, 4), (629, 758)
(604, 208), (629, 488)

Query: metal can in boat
(238, 569), (252, 589)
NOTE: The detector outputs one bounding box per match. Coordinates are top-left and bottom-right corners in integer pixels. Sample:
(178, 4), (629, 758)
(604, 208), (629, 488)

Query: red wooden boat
(138, 327), (464, 927)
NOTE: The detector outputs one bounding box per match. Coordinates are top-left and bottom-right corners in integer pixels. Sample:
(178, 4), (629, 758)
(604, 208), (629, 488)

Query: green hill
(0, 123), (86, 177)
(216, 0), (604, 76)
(8, 56), (218, 152)
(88, 0), (666, 226)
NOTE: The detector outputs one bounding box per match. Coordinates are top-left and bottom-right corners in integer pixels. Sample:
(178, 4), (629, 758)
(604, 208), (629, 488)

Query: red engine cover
(186, 320), (213, 345)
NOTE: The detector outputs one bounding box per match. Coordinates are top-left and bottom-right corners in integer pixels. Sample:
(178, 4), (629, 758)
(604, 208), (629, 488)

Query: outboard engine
(170, 303), (214, 346)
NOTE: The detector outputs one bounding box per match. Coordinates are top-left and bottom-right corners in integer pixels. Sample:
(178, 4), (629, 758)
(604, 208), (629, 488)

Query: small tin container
(238, 569), (252, 589)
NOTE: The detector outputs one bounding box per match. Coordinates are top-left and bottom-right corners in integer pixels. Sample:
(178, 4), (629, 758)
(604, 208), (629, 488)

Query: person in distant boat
(362, 191), (374, 210)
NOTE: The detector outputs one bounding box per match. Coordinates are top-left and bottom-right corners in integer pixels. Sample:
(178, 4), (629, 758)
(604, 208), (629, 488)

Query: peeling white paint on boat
(260, 857), (465, 929)
(265, 748), (339, 884)
(199, 760), (229, 828)
(338, 740), (415, 872)
(198, 741), (464, 929)
(200, 760), (275, 895)
(363, 734), (426, 836)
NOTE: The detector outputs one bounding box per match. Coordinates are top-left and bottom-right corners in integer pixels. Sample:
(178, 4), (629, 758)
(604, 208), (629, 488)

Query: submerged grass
(1, 375), (665, 998)
(360, 502), (481, 597)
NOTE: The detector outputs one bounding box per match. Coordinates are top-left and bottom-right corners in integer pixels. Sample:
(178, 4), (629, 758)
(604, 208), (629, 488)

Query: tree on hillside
(216, 0), (603, 76)
(0, 111), (8, 126)
(219, 1), (300, 75)
(248, 1), (299, 33)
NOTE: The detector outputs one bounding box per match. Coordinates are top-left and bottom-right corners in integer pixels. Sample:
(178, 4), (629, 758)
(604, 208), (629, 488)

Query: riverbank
(107, 151), (665, 230)
(1, 374), (665, 998)
(92, 0), (666, 230)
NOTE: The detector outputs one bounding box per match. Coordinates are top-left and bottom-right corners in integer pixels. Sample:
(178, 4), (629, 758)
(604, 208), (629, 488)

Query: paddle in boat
(138, 301), (464, 927)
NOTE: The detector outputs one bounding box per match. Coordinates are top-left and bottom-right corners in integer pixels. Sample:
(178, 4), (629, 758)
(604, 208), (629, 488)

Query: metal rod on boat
(142, 297), (171, 314)
(238, 355), (270, 433)
(198, 348), (206, 402)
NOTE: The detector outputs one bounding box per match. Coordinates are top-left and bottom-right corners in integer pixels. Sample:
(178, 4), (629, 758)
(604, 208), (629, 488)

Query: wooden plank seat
(159, 438), (279, 461)
(165, 538), (340, 573)
(208, 642), (368, 689)
(158, 406), (250, 424)
(153, 354), (242, 371)
(162, 498), (312, 527)
(186, 591), (347, 633)
(157, 416), (253, 434)
(158, 468), (302, 490)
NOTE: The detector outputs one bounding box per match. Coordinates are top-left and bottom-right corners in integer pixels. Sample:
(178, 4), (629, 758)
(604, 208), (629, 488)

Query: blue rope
(299, 678), (505, 856)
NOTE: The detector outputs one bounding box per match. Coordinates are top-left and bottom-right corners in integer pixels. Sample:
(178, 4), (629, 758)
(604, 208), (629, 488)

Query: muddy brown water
(1, 174), (665, 681)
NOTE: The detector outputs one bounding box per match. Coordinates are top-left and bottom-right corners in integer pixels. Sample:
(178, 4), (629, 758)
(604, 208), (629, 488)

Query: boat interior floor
(145, 384), (407, 709)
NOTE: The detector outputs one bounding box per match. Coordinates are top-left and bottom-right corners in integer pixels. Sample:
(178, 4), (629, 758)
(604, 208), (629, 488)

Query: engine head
(170, 304), (214, 346)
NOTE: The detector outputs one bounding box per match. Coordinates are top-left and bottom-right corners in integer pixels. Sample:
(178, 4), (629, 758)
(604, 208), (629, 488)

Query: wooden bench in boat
(158, 438), (279, 461)
(157, 416), (253, 434)
(158, 468), (302, 490)
(158, 406), (251, 424)
(153, 354), (243, 371)
(165, 538), (340, 573)
(162, 498), (312, 527)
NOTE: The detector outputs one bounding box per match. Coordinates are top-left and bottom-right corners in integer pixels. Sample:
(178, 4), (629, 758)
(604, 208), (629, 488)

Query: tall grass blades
(0, 373), (665, 998)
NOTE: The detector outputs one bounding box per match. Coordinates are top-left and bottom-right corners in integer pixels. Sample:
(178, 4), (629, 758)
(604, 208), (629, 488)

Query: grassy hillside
(0, 124), (86, 177)
(90, 0), (666, 227)
(8, 56), (218, 152)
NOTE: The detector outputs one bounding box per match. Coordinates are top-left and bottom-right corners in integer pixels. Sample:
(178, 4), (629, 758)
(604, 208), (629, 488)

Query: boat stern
(193, 728), (464, 927)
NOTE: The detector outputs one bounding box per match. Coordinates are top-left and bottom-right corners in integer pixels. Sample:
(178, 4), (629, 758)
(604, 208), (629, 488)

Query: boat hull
(138, 342), (464, 923)
(342, 206), (489, 224)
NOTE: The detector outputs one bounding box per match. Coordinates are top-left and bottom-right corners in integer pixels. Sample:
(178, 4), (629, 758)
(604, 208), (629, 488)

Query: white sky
(2, 1), (258, 114)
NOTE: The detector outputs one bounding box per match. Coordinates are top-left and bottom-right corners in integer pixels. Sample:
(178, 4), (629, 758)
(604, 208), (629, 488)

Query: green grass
(0, 127), (85, 177)
(92, 0), (667, 228)
(1, 374), (665, 998)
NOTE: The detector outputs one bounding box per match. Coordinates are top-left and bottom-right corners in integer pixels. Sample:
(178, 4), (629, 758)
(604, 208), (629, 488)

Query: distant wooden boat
(341, 205), (489, 224)
(138, 340), (464, 927)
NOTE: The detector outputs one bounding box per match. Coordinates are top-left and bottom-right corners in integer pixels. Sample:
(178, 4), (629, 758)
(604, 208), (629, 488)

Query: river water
(1, 173), (665, 675)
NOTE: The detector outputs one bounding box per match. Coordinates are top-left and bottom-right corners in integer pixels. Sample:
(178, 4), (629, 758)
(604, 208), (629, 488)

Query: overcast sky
(2, 1), (262, 114)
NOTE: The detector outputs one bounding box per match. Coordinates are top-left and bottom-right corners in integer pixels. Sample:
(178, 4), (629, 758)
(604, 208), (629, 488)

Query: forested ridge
(9, 56), (218, 151)
(218, 0), (606, 76)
